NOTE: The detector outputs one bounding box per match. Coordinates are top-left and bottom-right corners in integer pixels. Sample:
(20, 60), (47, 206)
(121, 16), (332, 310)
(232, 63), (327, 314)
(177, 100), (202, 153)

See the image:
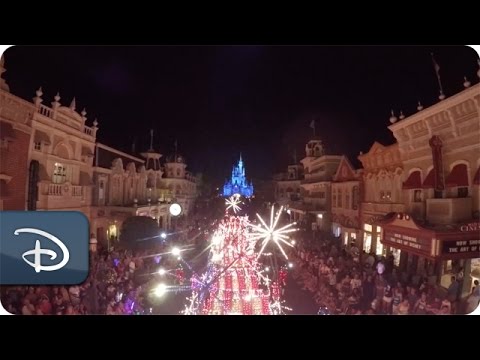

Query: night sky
(3, 46), (479, 185)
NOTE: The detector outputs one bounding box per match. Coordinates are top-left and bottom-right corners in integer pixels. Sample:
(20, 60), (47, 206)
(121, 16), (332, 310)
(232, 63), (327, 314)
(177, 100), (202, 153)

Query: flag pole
(431, 53), (445, 100)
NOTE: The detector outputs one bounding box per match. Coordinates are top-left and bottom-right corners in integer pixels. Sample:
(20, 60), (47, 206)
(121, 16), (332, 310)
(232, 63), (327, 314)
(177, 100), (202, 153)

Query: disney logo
(15, 228), (70, 273)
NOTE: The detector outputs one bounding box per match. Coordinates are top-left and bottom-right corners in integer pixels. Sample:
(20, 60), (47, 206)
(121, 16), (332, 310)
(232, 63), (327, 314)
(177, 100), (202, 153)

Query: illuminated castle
(223, 155), (254, 198)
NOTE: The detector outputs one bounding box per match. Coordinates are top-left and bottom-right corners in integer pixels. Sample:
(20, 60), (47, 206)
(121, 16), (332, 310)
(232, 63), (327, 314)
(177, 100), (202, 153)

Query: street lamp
(161, 232), (167, 239)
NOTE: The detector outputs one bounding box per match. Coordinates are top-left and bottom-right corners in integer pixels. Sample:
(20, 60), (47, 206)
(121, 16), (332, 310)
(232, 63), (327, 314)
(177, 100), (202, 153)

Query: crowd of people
(0, 219), (210, 315)
(1, 243), (177, 315)
(290, 231), (480, 315)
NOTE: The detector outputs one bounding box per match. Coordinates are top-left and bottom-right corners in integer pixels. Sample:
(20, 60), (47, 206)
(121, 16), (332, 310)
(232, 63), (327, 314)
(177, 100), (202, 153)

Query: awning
(422, 169), (435, 189)
(0, 121), (15, 140)
(0, 179), (10, 198)
(38, 163), (49, 181)
(34, 130), (51, 144)
(81, 146), (93, 157)
(80, 171), (93, 185)
(402, 171), (421, 189)
(473, 166), (480, 185)
(446, 164), (469, 187)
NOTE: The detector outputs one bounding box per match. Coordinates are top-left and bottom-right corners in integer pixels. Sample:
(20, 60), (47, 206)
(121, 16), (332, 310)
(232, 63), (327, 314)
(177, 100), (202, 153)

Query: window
(376, 235), (384, 256)
(390, 247), (401, 267)
(52, 163), (67, 184)
(99, 181), (104, 200)
(376, 226), (382, 233)
(319, 192), (325, 199)
(345, 193), (350, 209)
(34, 142), (42, 151)
(338, 189), (342, 208)
(413, 189), (422, 202)
(364, 224), (372, 232)
(434, 190), (443, 199)
(176, 169), (181, 177)
(386, 191), (391, 201)
(332, 191), (336, 208)
(363, 233), (372, 253)
(352, 186), (359, 210)
(458, 187), (468, 198)
(380, 191), (385, 201)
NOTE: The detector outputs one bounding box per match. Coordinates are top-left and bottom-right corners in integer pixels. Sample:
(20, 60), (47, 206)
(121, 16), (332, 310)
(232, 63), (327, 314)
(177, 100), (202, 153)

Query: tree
(119, 216), (160, 249)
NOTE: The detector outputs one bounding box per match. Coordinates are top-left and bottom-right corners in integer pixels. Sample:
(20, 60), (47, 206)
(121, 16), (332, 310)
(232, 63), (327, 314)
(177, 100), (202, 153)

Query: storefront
(381, 214), (480, 297)
(436, 224), (480, 295)
(363, 223), (386, 256)
(332, 214), (361, 248)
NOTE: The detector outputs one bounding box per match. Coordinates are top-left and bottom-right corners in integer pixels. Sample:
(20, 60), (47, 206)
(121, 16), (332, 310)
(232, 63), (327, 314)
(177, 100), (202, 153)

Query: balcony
(361, 202), (405, 214)
(426, 197), (472, 224)
(47, 183), (83, 197)
(38, 182), (88, 210)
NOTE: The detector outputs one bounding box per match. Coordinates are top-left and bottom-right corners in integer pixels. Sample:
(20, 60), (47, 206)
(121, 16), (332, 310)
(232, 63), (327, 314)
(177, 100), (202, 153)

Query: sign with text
(383, 230), (431, 255)
(441, 239), (480, 257)
(459, 222), (480, 232)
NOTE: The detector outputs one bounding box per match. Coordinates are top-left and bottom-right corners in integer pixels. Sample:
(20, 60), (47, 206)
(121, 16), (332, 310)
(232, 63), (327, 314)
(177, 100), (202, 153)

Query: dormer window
(34, 141), (42, 151)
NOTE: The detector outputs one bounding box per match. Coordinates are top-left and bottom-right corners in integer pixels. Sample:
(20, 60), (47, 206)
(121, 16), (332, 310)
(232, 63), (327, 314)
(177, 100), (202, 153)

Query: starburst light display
(225, 195), (242, 214)
(247, 205), (297, 260)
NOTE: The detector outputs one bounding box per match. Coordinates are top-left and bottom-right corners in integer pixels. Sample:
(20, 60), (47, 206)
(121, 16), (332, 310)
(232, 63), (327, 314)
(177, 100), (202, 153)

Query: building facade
(385, 81), (480, 296)
(357, 141), (405, 260)
(90, 143), (175, 248)
(223, 155), (254, 198)
(26, 91), (97, 218)
(0, 57), (97, 216)
(162, 153), (198, 217)
(0, 56), (32, 210)
(289, 138), (342, 231)
(274, 164), (303, 206)
(331, 156), (362, 247)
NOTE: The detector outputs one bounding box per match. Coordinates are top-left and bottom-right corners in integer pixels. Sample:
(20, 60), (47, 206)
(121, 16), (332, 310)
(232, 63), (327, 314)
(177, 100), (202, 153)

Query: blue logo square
(0, 211), (89, 285)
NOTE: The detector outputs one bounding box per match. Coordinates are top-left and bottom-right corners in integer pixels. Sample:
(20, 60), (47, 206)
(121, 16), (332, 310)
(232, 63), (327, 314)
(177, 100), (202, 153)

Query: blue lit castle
(223, 155), (254, 198)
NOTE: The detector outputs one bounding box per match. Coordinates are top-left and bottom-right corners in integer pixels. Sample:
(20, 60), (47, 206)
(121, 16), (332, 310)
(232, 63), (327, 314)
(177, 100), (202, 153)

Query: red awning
(0, 121), (15, 140)
(446, 164), (469, 187)
(473, 167), (480, 185)
(0, 179), (10, 198)
(422, 169), (435, 188)
(402, 171), (421, 189)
